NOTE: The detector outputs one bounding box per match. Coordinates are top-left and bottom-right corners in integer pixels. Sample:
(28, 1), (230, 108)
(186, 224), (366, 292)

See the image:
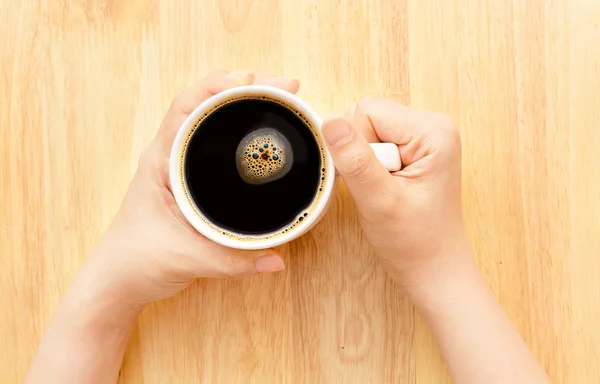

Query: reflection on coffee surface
(184, 97), (325, 236)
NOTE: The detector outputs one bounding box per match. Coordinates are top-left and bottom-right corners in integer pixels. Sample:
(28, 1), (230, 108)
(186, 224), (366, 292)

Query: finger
(348, 96), (457, 166)
(158, 70), (255, 138)
(158, 71), (300, 144)
(348, 96), (432, 144)
(211, 247), (286, 277)
(253, 72), (300, 94)
(346, 100), (380, 143)
(322, 117), (397, 211)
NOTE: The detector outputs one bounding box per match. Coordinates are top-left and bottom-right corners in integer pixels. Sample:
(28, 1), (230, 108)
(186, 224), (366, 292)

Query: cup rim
(168, 84), (335, 250)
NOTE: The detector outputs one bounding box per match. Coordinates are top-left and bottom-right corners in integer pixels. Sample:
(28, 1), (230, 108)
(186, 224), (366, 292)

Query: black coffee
(184, 97), (324, 235)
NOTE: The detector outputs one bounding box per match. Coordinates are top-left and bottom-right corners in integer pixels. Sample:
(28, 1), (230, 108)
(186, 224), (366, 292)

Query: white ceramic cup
(169, 85), (401, 250)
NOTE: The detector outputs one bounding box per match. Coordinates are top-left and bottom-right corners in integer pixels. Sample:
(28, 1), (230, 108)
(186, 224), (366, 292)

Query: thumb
(322, 118), (397, 210)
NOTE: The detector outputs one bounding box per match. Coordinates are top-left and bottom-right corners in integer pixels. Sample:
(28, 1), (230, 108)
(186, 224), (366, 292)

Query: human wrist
(63, 257), (142, 329)
(85, 229), (153, 311)
(25, 253), (140, 384)
(61, 237), (147, 330)
(395, 239), (482, 309)
(401, 254), (491, 327)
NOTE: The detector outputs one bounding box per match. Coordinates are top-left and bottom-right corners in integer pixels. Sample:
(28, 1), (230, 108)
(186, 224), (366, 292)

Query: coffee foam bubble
(235, 127), (293, 185)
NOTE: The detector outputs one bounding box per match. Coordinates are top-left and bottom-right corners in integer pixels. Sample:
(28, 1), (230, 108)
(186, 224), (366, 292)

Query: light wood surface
(1, 1), (599, 383)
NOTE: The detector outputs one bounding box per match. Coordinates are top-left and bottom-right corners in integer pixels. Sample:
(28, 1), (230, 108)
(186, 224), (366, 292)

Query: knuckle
(169, 93), (185, 112)
(431, 113), (461, 150)
(432, 113), (455, 132)
(137, 148), (155, 170)
(354, 95), (377, 117)
(137, 143), (167, 177)
(220, 254), (244, 277)
(219, 252), (258, 277)
(345, 151), (373, 181)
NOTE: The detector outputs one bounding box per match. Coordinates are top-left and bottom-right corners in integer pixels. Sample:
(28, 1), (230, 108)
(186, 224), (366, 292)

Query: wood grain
(1, 0), (598, 383)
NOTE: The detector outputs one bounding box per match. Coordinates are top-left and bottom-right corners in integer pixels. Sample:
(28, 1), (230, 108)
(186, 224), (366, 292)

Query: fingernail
(322, 119), (352, 147)
(229, 70), (254, 85)
(284, 77), (300, 89)
(255, 255), (285, 273)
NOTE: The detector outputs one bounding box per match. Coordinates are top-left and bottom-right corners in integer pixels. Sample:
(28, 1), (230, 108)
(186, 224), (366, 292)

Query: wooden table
(1, 1), (598, 383)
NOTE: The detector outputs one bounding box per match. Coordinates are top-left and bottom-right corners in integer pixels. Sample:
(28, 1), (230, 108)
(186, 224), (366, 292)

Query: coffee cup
(169, 85), (401, 250)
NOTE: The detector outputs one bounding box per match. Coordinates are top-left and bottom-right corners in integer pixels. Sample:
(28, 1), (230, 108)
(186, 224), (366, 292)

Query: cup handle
(334, 142), (402, 176)
(369, 142), (402, 171)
